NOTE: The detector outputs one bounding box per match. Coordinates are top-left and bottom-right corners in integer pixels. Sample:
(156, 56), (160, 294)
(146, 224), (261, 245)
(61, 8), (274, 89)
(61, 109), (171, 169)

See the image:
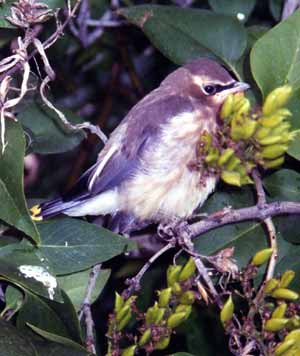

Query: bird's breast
(119, 110), (217, 222)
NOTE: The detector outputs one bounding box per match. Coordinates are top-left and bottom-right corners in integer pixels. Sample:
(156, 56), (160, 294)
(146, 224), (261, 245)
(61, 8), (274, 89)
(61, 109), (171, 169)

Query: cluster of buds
(7, 0), (53, 28)
(106, 257), (198, 356)
(202, 85), (296, 187)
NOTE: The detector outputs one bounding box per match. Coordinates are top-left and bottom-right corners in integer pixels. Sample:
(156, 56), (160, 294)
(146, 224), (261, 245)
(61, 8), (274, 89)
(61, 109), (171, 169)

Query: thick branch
(189, 201), (300, 238)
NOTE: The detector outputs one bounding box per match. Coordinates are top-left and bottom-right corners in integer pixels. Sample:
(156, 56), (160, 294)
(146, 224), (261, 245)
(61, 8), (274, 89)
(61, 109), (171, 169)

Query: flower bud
(220, 296), (234, 325)
(272, 288), (299, 301)
(275, 339), (295, 356)
(158, 288), (172, 307)
(117, 310), (132, 331)
(264, 318), (289, 332)
(178, 257), (196, 282)
(258, 135), (283, 146)
(264, 157), (285, 169)
(121, 345), (137, 356)
(179, 291), (195, 305)
(138, 329), (151, 346)
(261, 144), (288, 159)
(280, 270), (295, 288)
(114, 292), (124, 313)
(175, 304), (192, 319)
(154, 335), (171, 350)
(255, 126), (271, 140)
(116, 305), (131, 322)
(252, 248), (273, 266)
(234, 99), (251, 119)
(167, 265), (182, 287)
(221, 171), (241, 187)
(262, 85), (292, 116)
(172, 282), (182, 295)
(220, 94), (234, 119)
(225, 156), (241, 171)
(264, 278), (280, 294)
(288, 316), (300, 329)
(259, 108), (290, 128)
(285, 329), (300, 345)
(205, 148), (220, 164)
(272, 303), (287, 319)
(272, 122), (291, 135)
(167, 312), (187, 328)
(218, 148), (235, 166)
(146, 302), (165, 325)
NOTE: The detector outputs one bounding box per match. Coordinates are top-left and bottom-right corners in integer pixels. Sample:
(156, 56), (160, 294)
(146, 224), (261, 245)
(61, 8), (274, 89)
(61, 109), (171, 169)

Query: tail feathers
(30, 198), (85, 221)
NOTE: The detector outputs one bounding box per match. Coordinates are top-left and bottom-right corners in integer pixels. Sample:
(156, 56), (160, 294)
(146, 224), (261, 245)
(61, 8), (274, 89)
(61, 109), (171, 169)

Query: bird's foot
(157, 218), (193, 250)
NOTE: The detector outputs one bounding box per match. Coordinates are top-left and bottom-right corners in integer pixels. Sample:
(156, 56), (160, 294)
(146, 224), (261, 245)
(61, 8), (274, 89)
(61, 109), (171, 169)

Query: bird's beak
(231, 81), (250, 94)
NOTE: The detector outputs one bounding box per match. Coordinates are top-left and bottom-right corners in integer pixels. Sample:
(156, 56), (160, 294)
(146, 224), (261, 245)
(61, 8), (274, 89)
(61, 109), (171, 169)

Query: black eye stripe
(203, 82), (236, 95)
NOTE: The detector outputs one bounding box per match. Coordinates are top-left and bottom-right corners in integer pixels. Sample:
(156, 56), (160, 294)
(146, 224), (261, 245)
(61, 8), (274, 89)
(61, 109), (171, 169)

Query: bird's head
(162, 58), (249, 112)
(185, 58), (249, 107)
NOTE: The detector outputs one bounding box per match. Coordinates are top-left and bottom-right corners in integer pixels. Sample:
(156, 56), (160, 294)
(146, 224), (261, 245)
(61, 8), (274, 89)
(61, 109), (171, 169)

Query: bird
(30, 58), (249, 233)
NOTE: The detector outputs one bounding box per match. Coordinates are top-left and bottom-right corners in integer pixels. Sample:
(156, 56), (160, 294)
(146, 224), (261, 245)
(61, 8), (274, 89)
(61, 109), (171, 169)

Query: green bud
(280, 270), (295, 288)
(261, 144), (288, 159)
(272, 303), (287, 319)
(114, 292), (124, 313)
(158, 288), (172, 307)
(199, 132), (212, 152)
(264, 156), (285, 169)
(220, 94), (234, 119)
(145, 302), (165, 325)
(221, 171), (241, 187)
(218, 148), (235, 166)
(255, 126), (271, 140)
(167, 265), (182, 287)
(124, 296), (137, 307)
(205, 148), (220, 164)
(139, 329), (151, 346)
(116, 305), (131, 322)
(264, 278), (280, 294)
(235, 100), (251, 120)
(154, 335), (171, 350)
(259, 108), (290, 128)
(121, 345), (137, 356)
(272, 122), (291, 135)
(167, 312), (187, 328)
(285, 329), (300, 349)
(179, 291), (195, 305)
(172, 282), (182, 295)
(178, 257), (196, 282)
(117, 310), (132, 331)
(225, 155), (241, 171)
(272, 288), (299, 301)
(251, 248), (273, 266)
(288, 316), (300, 329)
(258, 135), (284, 146)
(175, 304), (192, 319)
(264, 318), (289, 332)
(262, 85), (293, 116)
(220, 296), (234, 325)
(275, 340), (295, 356)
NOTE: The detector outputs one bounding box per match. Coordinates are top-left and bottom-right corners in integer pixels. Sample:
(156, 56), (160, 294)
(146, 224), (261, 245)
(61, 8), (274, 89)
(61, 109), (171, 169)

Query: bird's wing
(64, 94), (194, 200)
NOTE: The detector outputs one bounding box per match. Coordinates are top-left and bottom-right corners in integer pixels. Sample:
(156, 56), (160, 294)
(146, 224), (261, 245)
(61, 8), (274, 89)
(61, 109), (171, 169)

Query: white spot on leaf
(18, 265), (57, 300)
(237, 12), (245, 21)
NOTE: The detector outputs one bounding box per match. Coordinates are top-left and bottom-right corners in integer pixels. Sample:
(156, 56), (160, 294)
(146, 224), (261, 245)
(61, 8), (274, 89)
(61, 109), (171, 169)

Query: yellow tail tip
(30, 205), (43, 221)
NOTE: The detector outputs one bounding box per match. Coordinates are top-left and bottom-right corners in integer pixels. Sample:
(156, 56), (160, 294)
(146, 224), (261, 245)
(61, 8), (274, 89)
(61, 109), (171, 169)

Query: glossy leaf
(4, 285), (24, 317)
(58, 268), (110, 310)
(19, 104), (85, 154)
(0, 241), (62, 302)
(38, 217), (136, 274)
(0, 319), (38, 355)
(35, 341), (90, 356)
(120, 5), (247, 77)
(209, 0), (256, 21)
(264, 169), (300, 201)
(0, 120), (39, 243)
(17, 289), (82, 344)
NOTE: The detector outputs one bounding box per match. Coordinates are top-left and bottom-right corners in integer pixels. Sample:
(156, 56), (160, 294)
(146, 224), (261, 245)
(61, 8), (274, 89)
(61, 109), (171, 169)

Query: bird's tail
(30, 198), (83, 221)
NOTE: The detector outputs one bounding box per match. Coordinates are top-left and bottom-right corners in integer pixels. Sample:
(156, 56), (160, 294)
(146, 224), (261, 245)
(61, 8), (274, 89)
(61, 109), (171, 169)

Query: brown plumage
(33, 58), (249, 233)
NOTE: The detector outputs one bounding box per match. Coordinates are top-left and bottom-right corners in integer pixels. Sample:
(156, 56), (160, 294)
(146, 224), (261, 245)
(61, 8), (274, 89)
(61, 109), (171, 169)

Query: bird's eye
(203, 85), (217, 96)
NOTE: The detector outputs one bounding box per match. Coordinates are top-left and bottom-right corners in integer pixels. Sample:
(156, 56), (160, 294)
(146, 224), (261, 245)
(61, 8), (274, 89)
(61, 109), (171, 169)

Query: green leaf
(0, 120), (39, 243)
(269, 0), (283, 21)
(251, 11), (300, 96)
(58, 268), (110, 310)
(28, 324), (87, 352)
(0, 319), (38, 355)
(0, 241), (62, 302)
(264, 169), (300, 201)
(0, 0), (65, 28)
(35, 341), (90, 356)
(3, 285), (24, 318)
(37, 217), (136, 275)
(19, 104), (85, 154)
(209, 0), (256, 22)
(17, 289), (82, 344)
(195, 188), (267, 267)
(120, 5), (247, 77)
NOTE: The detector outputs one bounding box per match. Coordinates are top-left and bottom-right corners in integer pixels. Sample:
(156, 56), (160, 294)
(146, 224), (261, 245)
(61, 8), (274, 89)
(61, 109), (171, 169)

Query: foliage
(1, 0), (300, 355)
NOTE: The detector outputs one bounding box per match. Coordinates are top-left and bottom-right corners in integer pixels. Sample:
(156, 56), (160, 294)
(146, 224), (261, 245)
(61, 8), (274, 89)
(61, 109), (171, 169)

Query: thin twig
(123, 242), (174, 298)
(79, 263), (102, 354)
(282, 0), (300, 19)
